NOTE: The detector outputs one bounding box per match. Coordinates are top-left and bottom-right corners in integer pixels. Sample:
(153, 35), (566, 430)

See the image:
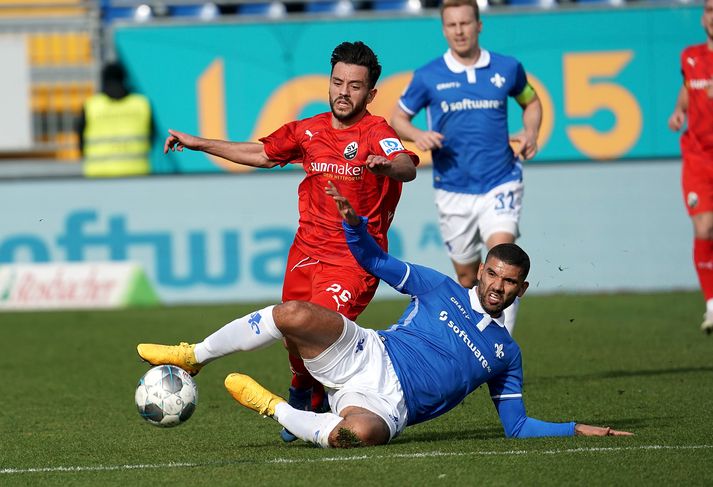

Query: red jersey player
(141, 42), (419, 439)
(669, 0), (713, 334)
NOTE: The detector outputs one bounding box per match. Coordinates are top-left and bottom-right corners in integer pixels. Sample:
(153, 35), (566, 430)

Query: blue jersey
(399, 49), (527, 194)
(344, 218), (574, 438)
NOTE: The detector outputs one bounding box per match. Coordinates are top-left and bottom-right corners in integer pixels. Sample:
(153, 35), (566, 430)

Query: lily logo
(248, 312), (262, 335)
(490, 73), (506, 88)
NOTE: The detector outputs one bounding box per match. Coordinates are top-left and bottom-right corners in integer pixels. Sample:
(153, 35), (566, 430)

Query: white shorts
(303, 315), (408, 440)
(435, 179), (523, 265)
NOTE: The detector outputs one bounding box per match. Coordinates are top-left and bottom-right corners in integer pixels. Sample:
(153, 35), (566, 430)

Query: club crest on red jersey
(688, 192), (699, 209)
(343, 141), (358, 160)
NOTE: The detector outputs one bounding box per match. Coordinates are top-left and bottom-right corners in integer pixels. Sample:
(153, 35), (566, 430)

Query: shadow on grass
(392, 426), (505, 444)
(528, 365), (713, 384)
(392, 417), (656, 446)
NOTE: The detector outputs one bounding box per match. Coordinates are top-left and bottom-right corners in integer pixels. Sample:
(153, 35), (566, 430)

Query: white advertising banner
(0, 262), (158, 311)
(0, 163), (696, 305)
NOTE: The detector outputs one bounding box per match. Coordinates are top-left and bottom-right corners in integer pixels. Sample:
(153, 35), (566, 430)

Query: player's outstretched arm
(574, 424), (633, 436)
(163, 129), (278, 168)
(492, 391), (633, 438)
(326, 181), (412, 288)
(326, 181), (361, 226)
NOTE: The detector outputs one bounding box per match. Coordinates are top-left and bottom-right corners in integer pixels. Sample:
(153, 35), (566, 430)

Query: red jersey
(681, 44), (713, 155)
(260, 112), (418, 265)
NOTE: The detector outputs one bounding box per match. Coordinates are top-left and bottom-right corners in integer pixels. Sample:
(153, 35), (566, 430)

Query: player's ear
(517, 280), (529, 298)
(367, 88), (377, 104)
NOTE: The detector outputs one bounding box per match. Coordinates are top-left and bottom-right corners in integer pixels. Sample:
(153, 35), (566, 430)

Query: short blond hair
(440, 0), (480, 20)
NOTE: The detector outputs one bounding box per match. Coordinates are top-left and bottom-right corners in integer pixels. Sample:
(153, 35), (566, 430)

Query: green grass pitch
(1, 291), (712, 486)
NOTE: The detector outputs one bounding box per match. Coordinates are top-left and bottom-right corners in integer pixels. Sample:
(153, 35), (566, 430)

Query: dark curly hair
(330, 41), (382, 89)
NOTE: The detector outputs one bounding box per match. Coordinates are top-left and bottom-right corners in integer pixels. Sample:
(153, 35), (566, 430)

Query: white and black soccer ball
(135, 365), (198, 427)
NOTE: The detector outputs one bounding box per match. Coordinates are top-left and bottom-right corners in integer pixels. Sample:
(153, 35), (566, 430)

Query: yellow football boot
(224, 373), (285, 417)
(136, 342), (203, 376)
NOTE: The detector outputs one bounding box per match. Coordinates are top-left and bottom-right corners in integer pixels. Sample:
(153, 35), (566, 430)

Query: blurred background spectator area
(0, 0), (693, 167)
(0, 0), (99, 161)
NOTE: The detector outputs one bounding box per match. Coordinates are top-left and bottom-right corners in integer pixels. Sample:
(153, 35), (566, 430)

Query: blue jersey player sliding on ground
(137, 182), (632, 448)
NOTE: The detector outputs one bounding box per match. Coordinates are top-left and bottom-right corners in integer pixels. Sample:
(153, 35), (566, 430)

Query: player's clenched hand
(164, 129), (203, 154)
(574, 424), (633, 437)
(413, 130), (444, 151)
(668, 109), (686, 132)
(326, 181), (361, 227)
(510, 132), (538, 161)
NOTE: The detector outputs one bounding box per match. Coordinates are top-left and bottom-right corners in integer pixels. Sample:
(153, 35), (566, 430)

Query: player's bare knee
(273, 301), (314, 333)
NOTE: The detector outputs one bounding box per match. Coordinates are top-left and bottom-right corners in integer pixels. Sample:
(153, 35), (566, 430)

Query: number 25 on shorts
(326, 283), (352, 312)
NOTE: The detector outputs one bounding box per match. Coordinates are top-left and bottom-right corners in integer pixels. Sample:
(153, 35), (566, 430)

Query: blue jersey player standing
(391, 0), (543, 335)
(137, 182), (631, 448)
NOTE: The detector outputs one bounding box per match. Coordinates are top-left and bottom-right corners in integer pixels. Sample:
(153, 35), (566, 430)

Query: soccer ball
(135, 365), (198, 427)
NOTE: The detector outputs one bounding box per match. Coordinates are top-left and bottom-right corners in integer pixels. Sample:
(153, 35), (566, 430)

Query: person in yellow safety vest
(77, 62), (154, 177)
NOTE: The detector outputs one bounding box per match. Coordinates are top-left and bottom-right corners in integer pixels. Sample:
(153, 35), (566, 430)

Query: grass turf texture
(1, 291), (711, 486)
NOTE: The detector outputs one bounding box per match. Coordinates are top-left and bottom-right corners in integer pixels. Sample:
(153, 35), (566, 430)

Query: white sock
(706, 299), (713, 315)
(194, 305), (283, 364)
(503, 297), (520, 335)
(274, 402), (343, 448)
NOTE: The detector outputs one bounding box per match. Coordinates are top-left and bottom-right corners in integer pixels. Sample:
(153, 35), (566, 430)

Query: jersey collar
(443, 49), (491, 84)
(469, 286), (506, 330)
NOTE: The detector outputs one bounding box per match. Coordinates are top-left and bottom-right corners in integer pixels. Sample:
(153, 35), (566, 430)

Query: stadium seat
(169, 3), (220, 20)
(237, 1), (287, 17)
(506, 0), (555, 7)
(371, 0), (422, 13)
(576, 0), (624, 4)
(102, 4), (154, 23)
(304, 0), (355, 16)
(0, 0), (87, 17)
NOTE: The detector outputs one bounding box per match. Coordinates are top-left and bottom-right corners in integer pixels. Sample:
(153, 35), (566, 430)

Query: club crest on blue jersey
(343, 141), (358, 160)
(494, 343), (504, 359)
(379, 138), (404, 156)
(490, 73), (506, 88)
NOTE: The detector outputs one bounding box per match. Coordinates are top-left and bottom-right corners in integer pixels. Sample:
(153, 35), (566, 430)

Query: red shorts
(281, 245), (379, 321)
(682, 151), (713, 215)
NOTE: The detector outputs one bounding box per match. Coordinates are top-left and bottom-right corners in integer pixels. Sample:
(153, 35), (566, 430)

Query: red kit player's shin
(694, 238), (713, 302)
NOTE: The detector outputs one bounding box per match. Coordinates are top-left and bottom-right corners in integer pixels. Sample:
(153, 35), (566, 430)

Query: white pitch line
(0, 462), (201, 475)
(2, 444), (712, 475)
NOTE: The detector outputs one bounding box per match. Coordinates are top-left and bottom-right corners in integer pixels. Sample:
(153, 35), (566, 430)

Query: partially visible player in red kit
(669, 0), (713, 334)
(146, 41), (419, 439)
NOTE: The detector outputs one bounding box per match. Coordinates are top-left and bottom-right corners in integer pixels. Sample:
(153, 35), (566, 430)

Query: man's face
(329, 62), (375, 125)
(442, 5), (482, 59)
(704, 0), (713, 41)
(476, 257), (528, 318)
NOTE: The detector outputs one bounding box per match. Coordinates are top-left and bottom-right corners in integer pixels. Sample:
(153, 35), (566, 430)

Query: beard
(330, 95), (367, 123)
(476, 285), (512, 317)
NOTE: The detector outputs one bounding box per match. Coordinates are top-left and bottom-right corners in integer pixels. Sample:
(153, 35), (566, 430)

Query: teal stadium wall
(113, 4), (702, 172)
